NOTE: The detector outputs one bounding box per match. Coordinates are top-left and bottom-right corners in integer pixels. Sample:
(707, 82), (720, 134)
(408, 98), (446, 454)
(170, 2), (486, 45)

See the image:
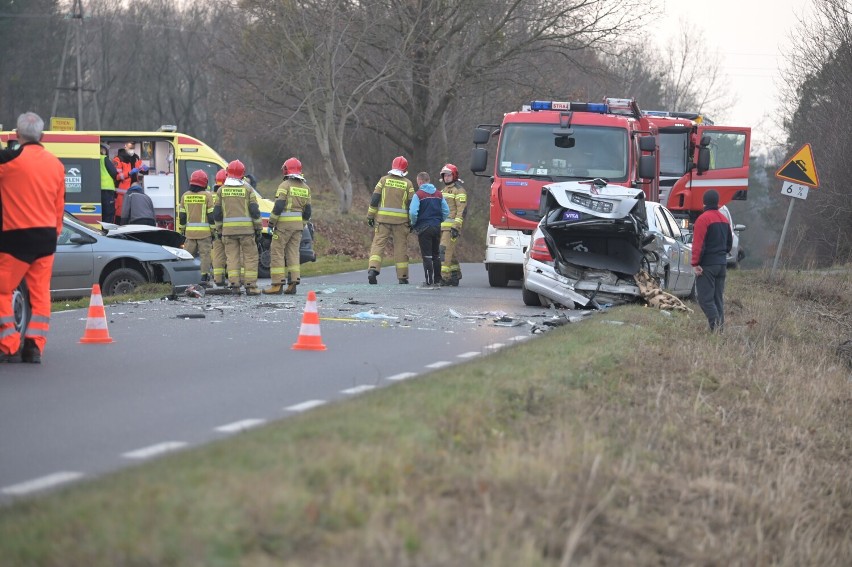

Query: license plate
(562, 210), (581, 221)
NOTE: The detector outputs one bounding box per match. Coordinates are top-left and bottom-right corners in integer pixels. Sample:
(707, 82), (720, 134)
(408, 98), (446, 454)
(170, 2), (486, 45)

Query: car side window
(57, 224), (77, 246)
(661, 207), (683, 240)
(654, 207), (673, 238)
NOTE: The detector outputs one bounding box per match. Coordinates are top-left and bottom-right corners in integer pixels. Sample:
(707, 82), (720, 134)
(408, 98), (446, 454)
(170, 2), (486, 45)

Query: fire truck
(470, 99), (750, 287)
(471, 98), (661, 287)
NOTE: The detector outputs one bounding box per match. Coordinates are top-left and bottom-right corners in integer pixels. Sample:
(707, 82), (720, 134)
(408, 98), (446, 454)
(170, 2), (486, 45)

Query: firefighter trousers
(440, 229), (461, 279)
(368, 223), (409, 280)
(185, 237), (213, 276)
(269, 227), (303, 284)
(223, 234), (258, 287)
(212, 237), (226, 283)
(0, 253), (54, 355)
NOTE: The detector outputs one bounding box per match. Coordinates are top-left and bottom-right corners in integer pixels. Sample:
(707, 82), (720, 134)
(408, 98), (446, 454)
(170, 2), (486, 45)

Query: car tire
(258, 235), (271, 279)
(102, 268), (146, 296)
(522, 285), (542, 306)
(487, 264), (509, 288)
(12, 281), (30, 336)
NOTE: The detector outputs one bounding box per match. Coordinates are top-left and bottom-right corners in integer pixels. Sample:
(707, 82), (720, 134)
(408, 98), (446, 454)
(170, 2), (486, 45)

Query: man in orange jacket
(0, 112), (66, 363)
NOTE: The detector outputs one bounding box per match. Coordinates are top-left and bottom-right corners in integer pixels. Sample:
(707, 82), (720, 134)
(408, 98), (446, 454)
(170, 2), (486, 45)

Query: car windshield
(63, 212), (102, 235)
(497, 123), (628, 181)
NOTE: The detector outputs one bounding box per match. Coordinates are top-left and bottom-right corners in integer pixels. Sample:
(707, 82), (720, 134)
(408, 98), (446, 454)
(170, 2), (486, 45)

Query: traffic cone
(292, 290), (327, 351)
(79, 284), (114, 344)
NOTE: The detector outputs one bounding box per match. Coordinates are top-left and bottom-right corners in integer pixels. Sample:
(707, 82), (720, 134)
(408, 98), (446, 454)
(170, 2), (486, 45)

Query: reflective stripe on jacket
(368, 174), (414, 225)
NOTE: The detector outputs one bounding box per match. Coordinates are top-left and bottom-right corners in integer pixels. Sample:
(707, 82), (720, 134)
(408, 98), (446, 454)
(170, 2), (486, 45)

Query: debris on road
(185, 284), (205, 298)
(353, 310), (399, 320)
(448, 308), (486, 319)
(176, 313), (206, 319)
(345, 299), (375, 305)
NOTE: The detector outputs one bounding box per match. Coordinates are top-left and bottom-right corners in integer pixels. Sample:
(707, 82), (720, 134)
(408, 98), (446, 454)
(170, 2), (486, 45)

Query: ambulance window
(59, 158), (100, 200)
(180, 160), (221, 195)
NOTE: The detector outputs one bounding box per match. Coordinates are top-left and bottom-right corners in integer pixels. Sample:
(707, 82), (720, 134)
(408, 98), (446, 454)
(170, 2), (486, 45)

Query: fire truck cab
(471, 98), (660, 287)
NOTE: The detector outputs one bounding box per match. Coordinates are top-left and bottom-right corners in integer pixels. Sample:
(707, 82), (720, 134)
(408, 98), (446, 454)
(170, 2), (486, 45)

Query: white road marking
(509, 335), (531, 342)
(122, 441), (187, 460)
(386, 372), (417, 381)
(425, 361), (452, 369)
(215, 419), (266, 433)
(457, 351), (481, 359)
(285, 400), (326, 412)
(341, 385), (376, 395)
(485, 343), (506, 350)
(2, 472), (84, 496)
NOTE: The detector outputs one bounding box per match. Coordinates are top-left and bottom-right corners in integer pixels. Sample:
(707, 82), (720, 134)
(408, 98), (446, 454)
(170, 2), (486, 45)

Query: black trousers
(696, 263), (727, 331)
(416, 225), (442, 284)
(101, 190), (116, 224)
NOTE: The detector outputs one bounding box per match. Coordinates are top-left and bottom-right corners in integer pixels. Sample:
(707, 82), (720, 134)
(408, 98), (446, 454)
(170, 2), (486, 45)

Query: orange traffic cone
(79, 284), (114, 344)
(292, 290), (327, 351)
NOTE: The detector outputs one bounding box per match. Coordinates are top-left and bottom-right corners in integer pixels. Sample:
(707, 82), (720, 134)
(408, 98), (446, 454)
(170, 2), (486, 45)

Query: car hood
(101, 223), (186, 248)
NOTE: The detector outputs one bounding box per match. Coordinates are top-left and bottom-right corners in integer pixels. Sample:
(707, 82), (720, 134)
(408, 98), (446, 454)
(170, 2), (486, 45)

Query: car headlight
(162, 245), (194, 260)
(489, 235), (517, 247)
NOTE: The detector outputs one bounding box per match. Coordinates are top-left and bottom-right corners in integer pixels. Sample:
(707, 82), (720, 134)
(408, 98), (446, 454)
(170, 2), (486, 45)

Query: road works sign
(775, 143), (819, 188)
(50, 117), (76, 131)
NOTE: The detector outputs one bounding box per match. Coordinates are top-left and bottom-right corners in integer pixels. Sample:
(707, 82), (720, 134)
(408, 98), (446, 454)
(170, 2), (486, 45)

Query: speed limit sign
(781, 181), (809, 200)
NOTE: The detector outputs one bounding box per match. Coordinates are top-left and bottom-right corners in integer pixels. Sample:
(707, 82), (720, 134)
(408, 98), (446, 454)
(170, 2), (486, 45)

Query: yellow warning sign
(50, 117), (76, 131)
(775, 143), (819, 188)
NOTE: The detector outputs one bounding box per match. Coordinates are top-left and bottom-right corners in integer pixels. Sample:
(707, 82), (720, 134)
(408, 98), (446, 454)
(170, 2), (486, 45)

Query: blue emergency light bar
(529, 100), (608, 113)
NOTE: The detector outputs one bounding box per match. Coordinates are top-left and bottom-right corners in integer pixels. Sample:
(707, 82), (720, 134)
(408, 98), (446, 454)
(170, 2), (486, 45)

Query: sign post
(771, 144), (819, 277)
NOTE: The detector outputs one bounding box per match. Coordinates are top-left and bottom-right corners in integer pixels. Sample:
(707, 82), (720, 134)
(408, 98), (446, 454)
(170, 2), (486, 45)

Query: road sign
(775, 143), (819, 188)
(781, 181), (809, 200)
(50, 117), (76, 131)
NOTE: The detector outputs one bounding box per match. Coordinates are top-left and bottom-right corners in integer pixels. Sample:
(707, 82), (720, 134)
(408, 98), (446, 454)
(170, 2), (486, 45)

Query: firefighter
(179, 169), (216, 287)
(366, 156), (415, 284)
(0, 112), (65, 363)
(263, 157), (312, 295)
(99, 144), (119, 223)
(213, 159), (262, 295)
(439, 163), (467, 286)
(210, 169), (228, 286)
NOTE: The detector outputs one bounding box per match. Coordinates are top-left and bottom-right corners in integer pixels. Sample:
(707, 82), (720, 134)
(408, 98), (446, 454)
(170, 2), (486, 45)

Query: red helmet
(189, 169), (209, 188)
(440, 163), (459, 183)
(215, 169), (227, 185)
(282, 157), (302, 176)
(391, 156), (408, 173)
(226, 159), (245, 179)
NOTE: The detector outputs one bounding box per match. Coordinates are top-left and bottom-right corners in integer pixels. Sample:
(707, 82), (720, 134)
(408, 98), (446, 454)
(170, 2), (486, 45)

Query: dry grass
(2, 269), (850, 566)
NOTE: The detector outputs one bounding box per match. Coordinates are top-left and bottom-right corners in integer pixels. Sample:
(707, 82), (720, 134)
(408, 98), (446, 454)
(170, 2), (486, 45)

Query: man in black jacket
(690, 190), (733, 332)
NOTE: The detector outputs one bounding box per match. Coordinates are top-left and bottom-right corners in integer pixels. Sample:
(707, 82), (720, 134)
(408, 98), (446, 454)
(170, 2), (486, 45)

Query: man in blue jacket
(409, 171), (449, 287)
(691, 190), (733, 332)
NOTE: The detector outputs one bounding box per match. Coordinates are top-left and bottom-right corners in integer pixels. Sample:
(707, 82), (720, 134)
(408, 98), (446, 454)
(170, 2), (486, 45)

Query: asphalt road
(0, 263), (555, 502)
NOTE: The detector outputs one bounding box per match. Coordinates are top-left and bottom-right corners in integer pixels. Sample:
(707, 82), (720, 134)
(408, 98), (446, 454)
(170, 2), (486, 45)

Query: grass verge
(51, 284), (173, 312)
(6, 269), (851, 565)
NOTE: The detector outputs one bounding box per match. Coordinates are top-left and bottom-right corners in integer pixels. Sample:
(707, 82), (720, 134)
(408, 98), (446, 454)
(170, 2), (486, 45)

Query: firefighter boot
(283, 281), (298, 295)
(228, 285), (242, 295)
(368, 269), (379, 285)
(245, 284), (261, 296)
(200, 274), (212, 289)
(449, 270), (461, 286)
(21, 338), (41, 364)
(0, 348), (21, 363)
(262, 283), (284, 295)
(398, 278), (409, 284)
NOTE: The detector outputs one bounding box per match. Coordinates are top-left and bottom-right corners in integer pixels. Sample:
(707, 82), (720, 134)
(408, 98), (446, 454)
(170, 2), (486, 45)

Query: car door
(651, 204), (684, 291)
(660, 206), (692, 291)
(51, 221), (96, 299)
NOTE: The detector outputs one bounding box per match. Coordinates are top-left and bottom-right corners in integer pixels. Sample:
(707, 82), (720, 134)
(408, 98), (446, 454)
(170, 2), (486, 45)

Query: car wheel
(12, 281), (31, 336)
(487, 264), (509, 288)
(258, 235), (271, 279)
(522, 285), (542, 306)
(102, 268), (146, 296)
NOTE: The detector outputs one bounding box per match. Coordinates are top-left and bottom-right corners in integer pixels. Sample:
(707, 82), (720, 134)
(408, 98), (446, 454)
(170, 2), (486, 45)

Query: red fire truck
(471, 98), (661, 287)
(470, 98), (750, 287)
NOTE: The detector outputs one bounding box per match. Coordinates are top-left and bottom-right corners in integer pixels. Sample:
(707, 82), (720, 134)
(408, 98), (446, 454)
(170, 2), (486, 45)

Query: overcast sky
(647, 0), (811, 149)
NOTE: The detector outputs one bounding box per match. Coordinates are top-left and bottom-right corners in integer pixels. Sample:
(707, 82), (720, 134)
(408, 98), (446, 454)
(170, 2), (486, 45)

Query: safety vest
(368, 174), (413, 225)
(270, 178), (311, 228)
(179, 190), (214, 238)
(100, 156), (115, 191)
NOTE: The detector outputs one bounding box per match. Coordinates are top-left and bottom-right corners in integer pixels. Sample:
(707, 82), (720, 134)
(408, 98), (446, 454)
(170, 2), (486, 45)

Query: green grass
(15, 267), (851, 565)
(51, 284), (173, 312)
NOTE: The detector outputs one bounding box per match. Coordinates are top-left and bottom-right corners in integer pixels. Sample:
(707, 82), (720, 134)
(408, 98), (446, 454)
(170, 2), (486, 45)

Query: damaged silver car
(522, 178), (696, 308)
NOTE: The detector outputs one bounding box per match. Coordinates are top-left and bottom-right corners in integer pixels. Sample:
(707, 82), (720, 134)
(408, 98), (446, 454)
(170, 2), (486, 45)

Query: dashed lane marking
(285, 400), (327, 412)
(457, 351), (481, 359)
(215, 419), (266, 433)
(341, 385), (376, 395)
(2, 472), (84, 496)
(386, 372), (417, 381)
(122, 442), (187, 460)
(485, 343), (506, 350)
(509, 335), (531, 342)
(425, 361), (452, 369)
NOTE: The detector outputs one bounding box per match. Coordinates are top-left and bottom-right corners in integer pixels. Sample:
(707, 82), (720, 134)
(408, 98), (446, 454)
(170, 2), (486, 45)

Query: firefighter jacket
(213, 178), (262, 236)
(179, 186), (215, 239)
(441, 181), (467, 230)
(270, 176), (312, 230)
(0, 142), (66, 262)
(368, 174), (414, 225)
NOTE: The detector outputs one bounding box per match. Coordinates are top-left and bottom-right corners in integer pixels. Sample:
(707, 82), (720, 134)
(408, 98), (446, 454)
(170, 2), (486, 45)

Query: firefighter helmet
(215, 169), (227, 185)
(189, 169), (209, 188)
(440, 163), (459, 183)
(226, 159), (245, 179)
(391, 156), (408, 174)
(282, 157), (303, 176)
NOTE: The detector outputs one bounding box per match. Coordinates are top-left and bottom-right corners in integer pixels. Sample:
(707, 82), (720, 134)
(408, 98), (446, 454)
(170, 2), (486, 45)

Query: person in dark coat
(691, 189), (733, 332)
(121, 183), (156, 226)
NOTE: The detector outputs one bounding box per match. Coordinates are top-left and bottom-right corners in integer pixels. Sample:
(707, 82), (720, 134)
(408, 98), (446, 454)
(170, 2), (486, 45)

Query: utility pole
(51, 0), (101, 129)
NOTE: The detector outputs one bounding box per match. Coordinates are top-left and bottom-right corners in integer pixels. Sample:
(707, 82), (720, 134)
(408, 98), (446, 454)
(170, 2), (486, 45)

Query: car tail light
(529, 237), (553, 262)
